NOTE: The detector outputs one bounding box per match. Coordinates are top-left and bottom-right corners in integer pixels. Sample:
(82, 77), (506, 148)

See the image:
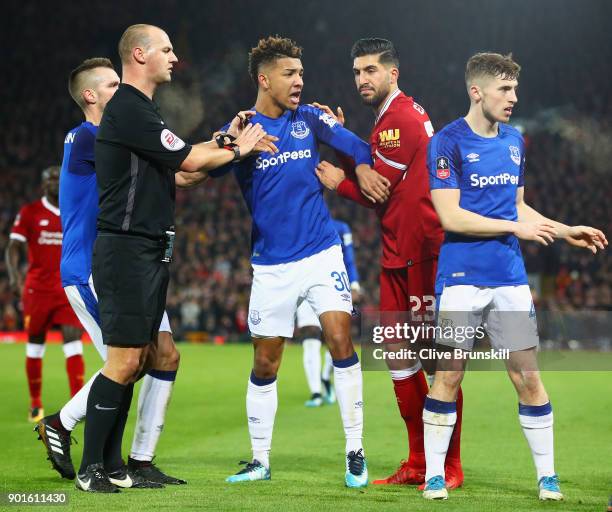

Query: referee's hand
(235, 123), (268, 158)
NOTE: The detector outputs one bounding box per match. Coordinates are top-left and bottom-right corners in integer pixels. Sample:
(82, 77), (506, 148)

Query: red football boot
(372, 459), (426, 485)
(444, 458), (464, 489)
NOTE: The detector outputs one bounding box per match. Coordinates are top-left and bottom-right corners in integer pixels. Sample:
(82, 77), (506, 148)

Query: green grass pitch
(0, 343), (610, 511)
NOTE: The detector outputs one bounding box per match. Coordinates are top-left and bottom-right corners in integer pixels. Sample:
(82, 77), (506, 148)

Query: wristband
(224, 143), (241, 162)
(215, 132), (236, 149)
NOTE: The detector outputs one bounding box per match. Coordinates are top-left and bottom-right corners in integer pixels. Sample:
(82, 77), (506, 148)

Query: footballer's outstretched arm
(516, 187), (608, 253)
(179, 123), (268, 173)
(312, 102), (390, 203)
(431, 188), (557, 245)
(316, 161), (376, 208)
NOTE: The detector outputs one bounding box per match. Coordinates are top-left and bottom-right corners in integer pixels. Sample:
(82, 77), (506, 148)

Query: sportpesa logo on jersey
(470, 172), (519, 188)
(255, 149), (312, 170)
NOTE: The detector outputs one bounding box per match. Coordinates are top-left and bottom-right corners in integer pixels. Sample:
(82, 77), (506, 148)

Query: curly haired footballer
(248, 36), (302, 84)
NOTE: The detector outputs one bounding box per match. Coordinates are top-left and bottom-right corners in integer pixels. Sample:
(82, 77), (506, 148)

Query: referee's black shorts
(92, 232), (169, 346)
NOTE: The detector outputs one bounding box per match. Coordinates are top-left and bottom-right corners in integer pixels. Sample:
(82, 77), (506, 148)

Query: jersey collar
(42, 196), (60, 216)
(375, 89), (402, 124)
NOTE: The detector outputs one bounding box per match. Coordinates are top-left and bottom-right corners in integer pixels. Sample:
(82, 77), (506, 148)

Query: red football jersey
(10, 197), (63, 293)
(338, 90), (444, 268)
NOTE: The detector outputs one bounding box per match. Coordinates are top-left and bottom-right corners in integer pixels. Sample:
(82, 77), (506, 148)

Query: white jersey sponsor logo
(255, 149), (312, 170)
(38, 230), (63, 245)
(470, 173), (519, 188)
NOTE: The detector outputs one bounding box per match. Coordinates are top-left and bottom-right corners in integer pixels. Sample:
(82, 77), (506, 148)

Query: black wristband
(224, 144), (241, 162)
(215, 132), (236, 149)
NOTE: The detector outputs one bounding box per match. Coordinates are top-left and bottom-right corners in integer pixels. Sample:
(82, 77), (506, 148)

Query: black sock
(79, 373), (125, 474)
(104, 383), (134, 473)
(47, 412), (70, 434)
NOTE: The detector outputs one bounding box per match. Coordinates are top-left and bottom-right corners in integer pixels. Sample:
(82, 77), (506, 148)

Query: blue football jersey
(428, 118), (527, 292)
(213, 105), (372, 265)
(332, 219), (359, 285)
(59, 122), (98, 287)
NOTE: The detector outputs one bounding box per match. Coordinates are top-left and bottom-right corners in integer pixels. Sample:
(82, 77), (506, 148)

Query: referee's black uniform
(94, 83), (192, 345)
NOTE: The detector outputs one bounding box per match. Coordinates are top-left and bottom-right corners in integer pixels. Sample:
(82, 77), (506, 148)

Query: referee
(76, 24), (270, 493)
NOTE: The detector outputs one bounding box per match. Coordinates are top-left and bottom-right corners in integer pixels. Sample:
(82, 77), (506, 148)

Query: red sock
(65, 355), (85, 396)
(392, 369), (429, 468)
(26, 357), (43, 408)
(447, 386), (463, 464)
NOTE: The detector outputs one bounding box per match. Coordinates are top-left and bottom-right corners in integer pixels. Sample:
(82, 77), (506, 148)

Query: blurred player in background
(422, 52), (607, 501)
(315, 38), (463, 488)
(35, 57), (187, 491)
(299, 217), (360, 408)
(5, 167), (84, 423)
(213, 36), (376, 488)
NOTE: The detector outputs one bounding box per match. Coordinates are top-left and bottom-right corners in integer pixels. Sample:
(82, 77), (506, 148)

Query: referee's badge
(161, 129), (186, 151)
(509, 145), (521, 165)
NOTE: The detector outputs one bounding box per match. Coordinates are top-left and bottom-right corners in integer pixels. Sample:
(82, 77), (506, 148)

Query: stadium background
(0, 0), (610, 342)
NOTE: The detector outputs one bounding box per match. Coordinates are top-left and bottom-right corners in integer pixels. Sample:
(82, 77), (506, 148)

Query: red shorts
(379, 258), (437, 313)
(22, 288), (82, 337)
(379, 259), (438, 354)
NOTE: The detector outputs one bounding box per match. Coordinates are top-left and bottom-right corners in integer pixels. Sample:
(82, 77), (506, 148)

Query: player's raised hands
(513, 221), (557, 246)
(311, 102), (345, 126)
(563, 226), (608, 254)
(315, 160), (346, 190)
(355, 165), (391, 203)
(227, 110), (257, 137)
(235, 123), (267, 158)
(253, 134), (279, 154)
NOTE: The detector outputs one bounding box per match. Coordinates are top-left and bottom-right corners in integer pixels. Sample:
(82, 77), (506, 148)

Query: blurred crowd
(1, 1), (610, 338)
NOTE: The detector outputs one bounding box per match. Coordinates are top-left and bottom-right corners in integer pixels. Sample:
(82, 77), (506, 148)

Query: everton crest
(291, 121), (310, 139)
(509, 146), (521, 165)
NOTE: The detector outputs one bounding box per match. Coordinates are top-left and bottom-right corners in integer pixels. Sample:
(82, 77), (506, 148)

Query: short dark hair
(248, 36), (302, 84)
(465, 52), (521, 86)
(350, 38), (399, 68)
(68, 57), (115, 109)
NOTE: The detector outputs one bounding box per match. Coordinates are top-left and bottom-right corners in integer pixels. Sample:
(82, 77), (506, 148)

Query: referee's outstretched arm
(179, 122), (268, 173)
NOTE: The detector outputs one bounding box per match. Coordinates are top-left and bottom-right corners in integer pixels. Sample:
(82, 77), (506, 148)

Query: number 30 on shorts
(331, 271), (350, 291)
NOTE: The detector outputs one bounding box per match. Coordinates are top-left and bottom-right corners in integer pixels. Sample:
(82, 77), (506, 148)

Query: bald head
(118, 24), (163, 64)
(118, 24), (177, 93)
